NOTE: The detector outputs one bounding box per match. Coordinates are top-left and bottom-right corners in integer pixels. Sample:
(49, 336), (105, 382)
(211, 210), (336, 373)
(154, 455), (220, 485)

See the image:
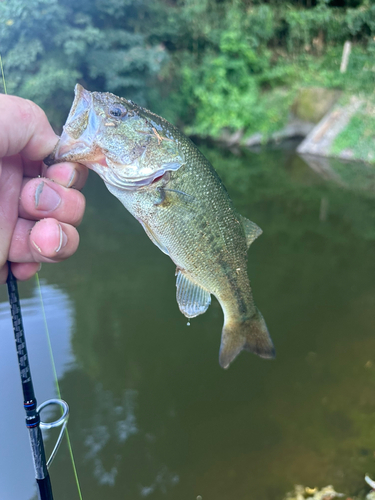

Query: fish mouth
(44, 84), (98, 166)
(53, 84), (101, 162)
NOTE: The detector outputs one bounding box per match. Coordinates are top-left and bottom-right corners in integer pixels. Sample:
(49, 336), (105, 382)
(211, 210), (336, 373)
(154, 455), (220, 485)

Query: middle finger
(19, 177), (86, 226)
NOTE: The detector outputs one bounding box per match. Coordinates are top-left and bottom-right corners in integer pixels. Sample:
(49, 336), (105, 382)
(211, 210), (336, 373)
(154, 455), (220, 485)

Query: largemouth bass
(45, 84), (275, 368)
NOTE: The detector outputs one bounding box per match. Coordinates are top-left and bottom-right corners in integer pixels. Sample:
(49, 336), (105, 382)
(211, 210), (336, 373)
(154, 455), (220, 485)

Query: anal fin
(176, 270), (211, 318)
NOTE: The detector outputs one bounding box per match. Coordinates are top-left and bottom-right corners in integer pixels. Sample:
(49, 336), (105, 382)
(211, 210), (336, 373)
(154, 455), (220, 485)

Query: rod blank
(6, 267), (54, 500)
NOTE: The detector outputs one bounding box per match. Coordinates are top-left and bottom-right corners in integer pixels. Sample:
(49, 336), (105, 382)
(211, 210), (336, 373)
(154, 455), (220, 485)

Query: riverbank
(217, 88), (375, 165)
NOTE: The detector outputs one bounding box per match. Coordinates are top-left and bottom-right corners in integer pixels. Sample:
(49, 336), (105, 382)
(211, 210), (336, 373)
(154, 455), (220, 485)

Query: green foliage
(345, 2), (375, 36)
(153, 0), (375, 138)
(267, 45), (375, 95)
(0, 0), (375, 136)
(284, 1), (347, 52)
(168, 4), (288, 138)
(331, 104), (375, 163)
(0, 0), (167, 127)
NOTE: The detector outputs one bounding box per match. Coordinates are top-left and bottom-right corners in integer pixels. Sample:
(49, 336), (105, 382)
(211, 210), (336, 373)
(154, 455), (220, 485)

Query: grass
(331, 105), (375, 163)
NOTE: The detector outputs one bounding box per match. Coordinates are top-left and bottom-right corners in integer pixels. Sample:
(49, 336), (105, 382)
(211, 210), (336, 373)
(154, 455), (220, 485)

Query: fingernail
(67, 169), (79, 188)
(35, 181), (61, 211)
(55, 224), (68, 253)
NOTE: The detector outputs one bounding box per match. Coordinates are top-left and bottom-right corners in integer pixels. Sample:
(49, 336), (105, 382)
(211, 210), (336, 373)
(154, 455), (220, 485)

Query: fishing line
(35, 275), (83, 500)
(0, 54), (7, 93)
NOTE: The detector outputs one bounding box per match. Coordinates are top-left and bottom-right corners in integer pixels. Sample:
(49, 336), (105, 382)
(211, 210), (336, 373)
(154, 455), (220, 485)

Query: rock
(271, 119), (314, 142)
(292, 87), (342, 123)
(297, 96), (364, 158)
(243, 119), (314, 147)
(219, 128), (244, 146)
(243, 132), (263, 147)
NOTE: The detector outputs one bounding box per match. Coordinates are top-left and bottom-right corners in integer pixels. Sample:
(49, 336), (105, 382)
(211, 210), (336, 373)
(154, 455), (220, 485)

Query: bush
(0, 0), (166, 127)
(1, 0), (374, 136)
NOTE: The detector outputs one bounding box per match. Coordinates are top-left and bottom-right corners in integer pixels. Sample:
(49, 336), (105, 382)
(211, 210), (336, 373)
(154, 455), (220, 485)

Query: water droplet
(187, 321), (190, 326)
(197, 496), (202, 500)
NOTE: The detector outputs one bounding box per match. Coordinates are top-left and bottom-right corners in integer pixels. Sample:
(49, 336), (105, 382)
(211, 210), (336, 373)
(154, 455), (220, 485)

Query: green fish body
(46, 85), (275, 368)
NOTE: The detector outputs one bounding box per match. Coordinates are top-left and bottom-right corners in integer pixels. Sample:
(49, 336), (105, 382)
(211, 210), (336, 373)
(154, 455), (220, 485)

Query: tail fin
(219, 308), (275, 369)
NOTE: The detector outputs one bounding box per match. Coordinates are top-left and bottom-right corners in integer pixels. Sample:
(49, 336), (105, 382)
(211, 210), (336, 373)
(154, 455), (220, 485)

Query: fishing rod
(6, 265), (69, 500)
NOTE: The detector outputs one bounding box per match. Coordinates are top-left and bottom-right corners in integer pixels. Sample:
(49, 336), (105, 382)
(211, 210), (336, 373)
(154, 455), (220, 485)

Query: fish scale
(45, 84), (275, 368)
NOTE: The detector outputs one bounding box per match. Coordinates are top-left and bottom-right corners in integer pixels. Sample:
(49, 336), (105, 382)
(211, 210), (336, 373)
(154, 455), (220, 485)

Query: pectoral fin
(176, 270), (211, 318)
(240, 215), (262, 248)
(163, 188), (195, 203)
(138, 220), (169, 256)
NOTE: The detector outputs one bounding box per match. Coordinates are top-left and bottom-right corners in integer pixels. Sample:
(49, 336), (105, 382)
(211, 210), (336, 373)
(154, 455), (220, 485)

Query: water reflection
(300, 153), (375, 192)
(0, 282), (74, 500)
(140, 466), (179, 497)
(83, 386), (138, 486)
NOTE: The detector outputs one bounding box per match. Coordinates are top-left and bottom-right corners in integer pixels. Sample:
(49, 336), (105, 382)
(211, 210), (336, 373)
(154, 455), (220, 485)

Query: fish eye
(109, 105), (127, 118)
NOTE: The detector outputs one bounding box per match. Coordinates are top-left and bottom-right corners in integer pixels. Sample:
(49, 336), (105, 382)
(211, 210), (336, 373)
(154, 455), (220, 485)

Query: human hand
(0, 95), (88, 284)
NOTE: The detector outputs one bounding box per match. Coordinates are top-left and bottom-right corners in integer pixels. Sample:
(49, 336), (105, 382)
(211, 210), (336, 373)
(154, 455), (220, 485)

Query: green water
(1, 143), (375, 500)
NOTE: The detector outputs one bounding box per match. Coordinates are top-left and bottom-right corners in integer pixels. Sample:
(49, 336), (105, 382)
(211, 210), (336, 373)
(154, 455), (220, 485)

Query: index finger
(0, 95), (58, 160)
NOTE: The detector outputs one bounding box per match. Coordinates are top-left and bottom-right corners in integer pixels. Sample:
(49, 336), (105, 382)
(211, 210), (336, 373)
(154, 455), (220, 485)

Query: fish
(45, 84), (275, 368)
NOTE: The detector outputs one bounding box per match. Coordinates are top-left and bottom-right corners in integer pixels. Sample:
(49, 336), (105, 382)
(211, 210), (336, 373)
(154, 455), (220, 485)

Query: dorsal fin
(176, 270), (211, 318)
(239, 215), (262, 248)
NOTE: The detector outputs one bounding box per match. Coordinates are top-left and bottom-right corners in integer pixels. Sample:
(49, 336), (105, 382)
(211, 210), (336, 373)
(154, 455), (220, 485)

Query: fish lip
(70, 84), (92, 120)
(50, 84), (101, 163)
(75, 83), (91, 101)
(53, 130), (93, 162)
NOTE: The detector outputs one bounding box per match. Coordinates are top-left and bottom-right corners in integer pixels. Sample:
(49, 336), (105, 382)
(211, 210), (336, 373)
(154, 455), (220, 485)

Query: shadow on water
(1, 142), (375, 499)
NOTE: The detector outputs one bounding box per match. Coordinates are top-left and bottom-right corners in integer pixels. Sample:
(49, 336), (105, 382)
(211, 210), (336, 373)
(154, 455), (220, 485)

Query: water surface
(1, 143), (375, 500)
